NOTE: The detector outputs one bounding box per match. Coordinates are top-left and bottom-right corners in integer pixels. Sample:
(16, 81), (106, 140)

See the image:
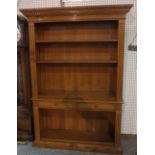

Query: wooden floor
(17, 135), (137, 155)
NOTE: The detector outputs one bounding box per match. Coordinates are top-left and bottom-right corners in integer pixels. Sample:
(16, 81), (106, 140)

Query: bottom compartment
(39, 109), (115, 144)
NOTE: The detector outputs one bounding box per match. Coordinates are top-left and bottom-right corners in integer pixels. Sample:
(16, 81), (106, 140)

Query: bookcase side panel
(28, 22), (38, 97)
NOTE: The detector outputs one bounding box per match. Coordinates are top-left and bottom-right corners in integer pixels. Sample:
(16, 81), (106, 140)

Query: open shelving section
(21, 4), (132, 154)
(39, 109), (115, 144)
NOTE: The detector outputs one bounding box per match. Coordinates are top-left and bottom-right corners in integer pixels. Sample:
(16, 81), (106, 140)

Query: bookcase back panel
(37, 42), (117, 61)
(35, 21), (118, 41)
(37, 64), (116, 97)
(39, 109), (115, 143)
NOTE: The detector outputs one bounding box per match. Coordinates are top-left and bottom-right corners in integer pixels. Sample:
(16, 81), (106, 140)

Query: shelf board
(38, 90), (116, 101)
(36, 39), (118, 43)
(40, 129), (114, 144)
(36, 60), (117, 64)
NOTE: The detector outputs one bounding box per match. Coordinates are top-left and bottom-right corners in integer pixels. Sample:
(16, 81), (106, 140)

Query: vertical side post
(117, 19), (125, 101)
(28, 22), (40, 141)
(33, 105), (40, 141)
(115, 19), (125, 146)
(115, 111), (121, 146)
(28, 22), (38, 98)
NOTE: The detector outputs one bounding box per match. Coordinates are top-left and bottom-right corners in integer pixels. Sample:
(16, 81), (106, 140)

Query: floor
(17, 136), (137, 155)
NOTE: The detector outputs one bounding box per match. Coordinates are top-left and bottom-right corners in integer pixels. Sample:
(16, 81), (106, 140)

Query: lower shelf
(40, 129), (113, 144)
(35, 108), (120, 153)
(39, 109), (115, 145)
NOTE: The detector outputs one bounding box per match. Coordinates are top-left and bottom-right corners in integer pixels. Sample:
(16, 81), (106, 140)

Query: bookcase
(21, 5), (132, 154)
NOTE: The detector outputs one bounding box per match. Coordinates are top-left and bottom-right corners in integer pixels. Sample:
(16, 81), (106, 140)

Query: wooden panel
(38, 64), (116, 93)
(35, 21), (118, 41)
(37, 42), (117, 62)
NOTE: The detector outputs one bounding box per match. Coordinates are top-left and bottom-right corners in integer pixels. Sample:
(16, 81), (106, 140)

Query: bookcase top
(21, 4), (133, 22)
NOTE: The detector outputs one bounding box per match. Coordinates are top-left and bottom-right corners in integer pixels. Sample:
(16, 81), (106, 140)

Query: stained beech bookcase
(21, 5), (132, 154)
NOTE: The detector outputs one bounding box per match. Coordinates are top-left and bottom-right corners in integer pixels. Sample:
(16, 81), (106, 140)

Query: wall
(18, 0), (137, 134)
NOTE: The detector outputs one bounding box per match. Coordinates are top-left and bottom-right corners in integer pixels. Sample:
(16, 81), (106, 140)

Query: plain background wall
(18, 0), (137, 135)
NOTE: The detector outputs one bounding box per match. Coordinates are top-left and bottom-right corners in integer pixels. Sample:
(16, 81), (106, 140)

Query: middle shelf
(35, 39), (118, 44)
(36, 42), (118, 62)
(36, 60), (117, 64)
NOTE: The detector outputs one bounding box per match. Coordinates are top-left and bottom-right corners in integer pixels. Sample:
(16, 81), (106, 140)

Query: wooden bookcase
(21, 5), (132, 154)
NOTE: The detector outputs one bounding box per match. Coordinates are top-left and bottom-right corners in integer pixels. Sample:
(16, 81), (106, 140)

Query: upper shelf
(35, 21), (118, 42)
